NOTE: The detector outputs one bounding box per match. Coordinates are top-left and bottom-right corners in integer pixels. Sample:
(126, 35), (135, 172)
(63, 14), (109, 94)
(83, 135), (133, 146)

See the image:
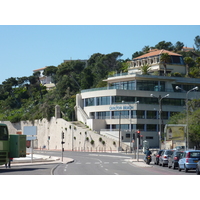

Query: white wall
(1, 118), (129, 152)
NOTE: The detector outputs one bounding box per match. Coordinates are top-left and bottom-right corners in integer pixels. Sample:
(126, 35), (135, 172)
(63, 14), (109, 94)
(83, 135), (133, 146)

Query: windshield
(0, 126), (8, 140)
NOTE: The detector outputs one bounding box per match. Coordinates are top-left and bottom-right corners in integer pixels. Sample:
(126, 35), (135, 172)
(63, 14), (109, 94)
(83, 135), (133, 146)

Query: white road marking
(89, 154), (131, 159)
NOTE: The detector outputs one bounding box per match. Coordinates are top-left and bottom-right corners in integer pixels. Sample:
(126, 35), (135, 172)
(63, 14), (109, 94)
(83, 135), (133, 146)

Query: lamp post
(150, 93), (169, 149)
(176, 86), (198, 150)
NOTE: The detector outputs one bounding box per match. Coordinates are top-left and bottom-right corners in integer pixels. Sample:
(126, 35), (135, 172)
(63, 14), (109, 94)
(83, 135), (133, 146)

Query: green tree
(160, 53), (171, 76)
(132, 51), (144, 59)
(184, 57), (194, 76)
(140, 64), (150, 75)
(43, 66), (58, 84)
(194, 35), (200, 50)
(196, 57), (200, 68)
(155, 41), (174, 51)
(174, 41), (184, 52)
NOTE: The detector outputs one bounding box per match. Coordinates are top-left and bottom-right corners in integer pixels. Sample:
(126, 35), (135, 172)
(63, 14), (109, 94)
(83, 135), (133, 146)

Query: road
(37, 150), (197, 175)
(53, 151), (195, 175)
(0, 150), (198, 175)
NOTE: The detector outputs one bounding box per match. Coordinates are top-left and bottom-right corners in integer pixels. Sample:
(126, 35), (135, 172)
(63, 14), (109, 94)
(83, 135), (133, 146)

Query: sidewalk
(129, 158), (153, 167)
(0, 154), (74, 168)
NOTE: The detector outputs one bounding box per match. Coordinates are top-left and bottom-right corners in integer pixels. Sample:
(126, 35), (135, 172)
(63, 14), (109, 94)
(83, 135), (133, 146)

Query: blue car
(178, 150), (200, 172)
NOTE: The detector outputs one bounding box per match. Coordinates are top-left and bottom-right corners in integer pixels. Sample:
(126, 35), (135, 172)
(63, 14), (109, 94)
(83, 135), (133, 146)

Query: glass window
(147, 111), (157, 119)
(112, 124), (129, 130)
(146, 136), (153, 139)
(146, 124), (157, 131)
(85, 98), (95, 106)
(96, 112), (110, 119)
(0, 126), (8, 140)
(137, 80), (159, 91)
(112, 111), (129, 119)
(162, 111), (169, 119)
(96, 96), (110, 105)
(136, 124), (145, 131)
(112, 96), (136, 104)
(132, 110), (145, 119)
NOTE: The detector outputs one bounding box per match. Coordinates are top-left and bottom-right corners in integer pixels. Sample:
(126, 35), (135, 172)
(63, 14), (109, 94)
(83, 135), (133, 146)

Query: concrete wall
(1, 118), (129, 152)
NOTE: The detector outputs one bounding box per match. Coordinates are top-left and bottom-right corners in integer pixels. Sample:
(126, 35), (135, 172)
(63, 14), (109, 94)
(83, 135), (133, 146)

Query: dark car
(168, 150), (184, 169)
(152, 150), (164, 165)
(159, 149), (174, 167)
(196, 160), (200, 175)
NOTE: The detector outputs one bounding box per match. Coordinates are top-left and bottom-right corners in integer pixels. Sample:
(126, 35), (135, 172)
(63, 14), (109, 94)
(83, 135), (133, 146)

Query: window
(147, 111), (157, 119)
(132, 110), (145, 119)
(146, 136), (153, 139)
(85, 98), (95, 106)
(146, 124), (157, 131)
(96, 112), (110, 119)
(0, 126), (8, 140)
(96, 96), (110, 105)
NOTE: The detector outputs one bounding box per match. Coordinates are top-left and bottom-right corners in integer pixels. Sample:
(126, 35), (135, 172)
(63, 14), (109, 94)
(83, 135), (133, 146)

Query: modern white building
(76, 49), (200, 148)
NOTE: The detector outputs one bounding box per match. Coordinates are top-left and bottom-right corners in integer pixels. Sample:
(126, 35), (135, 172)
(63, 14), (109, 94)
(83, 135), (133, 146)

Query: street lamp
(176, 86), (198, 150)
(150, 93), (169, 149)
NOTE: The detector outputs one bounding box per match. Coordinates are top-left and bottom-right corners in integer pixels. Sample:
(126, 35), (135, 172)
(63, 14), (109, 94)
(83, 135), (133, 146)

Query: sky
(0, 1), (200, 85)
(1, 25), (200, 84)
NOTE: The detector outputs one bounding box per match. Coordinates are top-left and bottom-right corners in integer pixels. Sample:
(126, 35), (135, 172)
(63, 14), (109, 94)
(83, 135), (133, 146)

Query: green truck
(0, 123), (26, 166)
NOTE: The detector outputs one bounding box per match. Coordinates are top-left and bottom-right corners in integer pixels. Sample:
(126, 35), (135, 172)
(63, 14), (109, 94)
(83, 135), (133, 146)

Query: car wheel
(184, 165), (188, 173)
(196, 167), (200, 175)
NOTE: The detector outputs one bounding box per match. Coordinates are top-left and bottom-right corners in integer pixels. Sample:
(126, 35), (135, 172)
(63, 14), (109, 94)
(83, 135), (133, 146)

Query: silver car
(159, 149), (174, 167)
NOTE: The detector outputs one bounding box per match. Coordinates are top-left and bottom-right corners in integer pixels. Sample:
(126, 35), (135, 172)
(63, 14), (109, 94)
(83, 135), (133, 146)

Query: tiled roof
(133, 49), (182, 60)
(33, 67), (47, 72)
(182, 46), (194, 49)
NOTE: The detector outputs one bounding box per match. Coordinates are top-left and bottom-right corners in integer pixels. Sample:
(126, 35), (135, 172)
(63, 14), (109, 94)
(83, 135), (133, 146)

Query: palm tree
(140, 64), (150, 75)
(160, 53), (171, 76)
(184, 57), (193, 76)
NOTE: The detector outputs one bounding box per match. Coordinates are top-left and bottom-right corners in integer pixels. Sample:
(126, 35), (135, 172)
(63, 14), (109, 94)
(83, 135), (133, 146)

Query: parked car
(174, 146), (185, 150)
(196, 160), (200, 175)
(168, 150), (184, 169)
(178, 150), (200, 172)
(152, 150), (164, 165)
(159, 149), (174, 167)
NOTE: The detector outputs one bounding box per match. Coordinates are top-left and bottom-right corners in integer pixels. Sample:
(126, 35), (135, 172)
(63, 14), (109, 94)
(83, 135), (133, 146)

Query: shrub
(90, 140), (94, 145)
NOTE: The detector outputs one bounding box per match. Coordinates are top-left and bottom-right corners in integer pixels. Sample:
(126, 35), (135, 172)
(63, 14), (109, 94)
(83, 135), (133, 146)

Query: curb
(51, 158), (74, 175)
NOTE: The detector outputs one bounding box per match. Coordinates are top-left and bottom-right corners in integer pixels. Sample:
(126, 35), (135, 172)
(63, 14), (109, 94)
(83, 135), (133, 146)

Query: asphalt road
(0, 151), (198, 175)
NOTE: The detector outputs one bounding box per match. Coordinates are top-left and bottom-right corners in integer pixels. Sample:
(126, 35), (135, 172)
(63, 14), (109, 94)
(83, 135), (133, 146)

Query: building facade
(76, 49), (200, 148)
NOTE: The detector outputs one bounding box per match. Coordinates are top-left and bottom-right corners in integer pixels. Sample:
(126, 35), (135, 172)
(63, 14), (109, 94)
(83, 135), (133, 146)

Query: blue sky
(0, 25), (200, 84)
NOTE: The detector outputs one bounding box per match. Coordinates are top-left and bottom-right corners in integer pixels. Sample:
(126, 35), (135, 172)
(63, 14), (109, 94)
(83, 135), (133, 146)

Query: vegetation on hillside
(1, 36), (200, 132)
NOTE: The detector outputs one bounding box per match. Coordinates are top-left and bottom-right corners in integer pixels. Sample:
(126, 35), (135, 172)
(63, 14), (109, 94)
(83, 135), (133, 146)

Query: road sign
(23, 126), (37, 135)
